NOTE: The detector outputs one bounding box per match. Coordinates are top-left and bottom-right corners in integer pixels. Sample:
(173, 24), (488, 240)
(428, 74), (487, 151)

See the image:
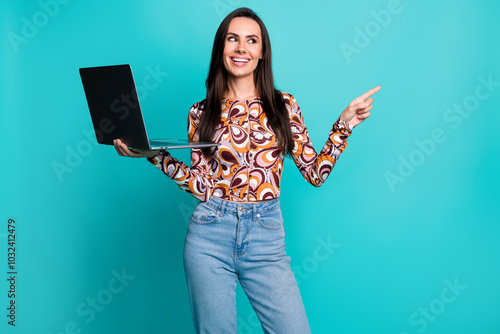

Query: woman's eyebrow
(227, 32), (260, 39)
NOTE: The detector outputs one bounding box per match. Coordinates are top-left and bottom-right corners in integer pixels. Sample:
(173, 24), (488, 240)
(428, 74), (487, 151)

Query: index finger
(360, 86), (381, 101)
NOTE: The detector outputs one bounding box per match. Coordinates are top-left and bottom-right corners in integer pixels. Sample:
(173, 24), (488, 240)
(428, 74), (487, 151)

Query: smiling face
(223, 17), (263, 81)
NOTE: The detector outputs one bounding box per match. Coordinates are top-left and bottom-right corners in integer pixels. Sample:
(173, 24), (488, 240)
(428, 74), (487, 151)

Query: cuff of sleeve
(334, 117), (353, 135)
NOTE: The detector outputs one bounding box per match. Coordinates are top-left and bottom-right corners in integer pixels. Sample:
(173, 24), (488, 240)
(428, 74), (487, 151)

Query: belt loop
(219, 198), (225, 215)
(252, 204), (257, 221)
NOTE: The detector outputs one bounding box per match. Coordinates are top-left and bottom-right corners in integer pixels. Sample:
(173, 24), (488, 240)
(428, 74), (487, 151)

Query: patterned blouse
(147, 92), (353, 202)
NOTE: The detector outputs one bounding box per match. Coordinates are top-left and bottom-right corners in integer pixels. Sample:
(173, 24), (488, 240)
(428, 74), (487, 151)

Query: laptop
(79, 64), (219, 150)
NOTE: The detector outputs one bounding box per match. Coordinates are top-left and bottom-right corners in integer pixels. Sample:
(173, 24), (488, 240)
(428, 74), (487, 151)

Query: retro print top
(147, 92), (353, 202)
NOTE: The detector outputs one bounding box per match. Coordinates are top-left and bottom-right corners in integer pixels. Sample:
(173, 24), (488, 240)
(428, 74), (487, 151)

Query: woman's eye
(248, 39), (256, 44)
(228, 36), (236, 42)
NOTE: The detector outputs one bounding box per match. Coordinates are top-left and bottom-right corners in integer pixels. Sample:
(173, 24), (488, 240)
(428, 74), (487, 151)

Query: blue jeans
(183, 196), (311, 334)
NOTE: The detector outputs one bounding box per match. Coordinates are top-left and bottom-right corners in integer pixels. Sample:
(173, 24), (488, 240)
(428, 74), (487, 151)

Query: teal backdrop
(1, 0), (499, 333)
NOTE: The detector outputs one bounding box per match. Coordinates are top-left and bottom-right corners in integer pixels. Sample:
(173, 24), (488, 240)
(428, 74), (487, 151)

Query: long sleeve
(147, 93), (352, 202)
(288, 94), (353, 187)
(147, 102), (216, 201)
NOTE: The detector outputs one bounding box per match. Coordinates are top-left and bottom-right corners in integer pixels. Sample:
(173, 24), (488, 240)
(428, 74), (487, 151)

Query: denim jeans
(183, 196), (311, 334)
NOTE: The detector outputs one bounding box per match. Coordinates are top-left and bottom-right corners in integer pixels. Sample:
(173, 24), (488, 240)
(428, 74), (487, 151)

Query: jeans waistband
(205, 195), (280, 215)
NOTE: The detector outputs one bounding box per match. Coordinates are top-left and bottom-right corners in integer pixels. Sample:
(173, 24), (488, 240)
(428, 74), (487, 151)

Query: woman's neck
(225, 75), (258, 101)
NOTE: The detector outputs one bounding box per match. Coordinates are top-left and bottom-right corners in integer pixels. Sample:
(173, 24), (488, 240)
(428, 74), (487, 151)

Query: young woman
(114, 7), (380, 334)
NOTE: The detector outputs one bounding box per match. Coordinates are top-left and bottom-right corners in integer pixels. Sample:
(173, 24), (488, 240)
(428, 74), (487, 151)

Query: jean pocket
(190, 203), (220, 225)
(257, 209), (284, 231)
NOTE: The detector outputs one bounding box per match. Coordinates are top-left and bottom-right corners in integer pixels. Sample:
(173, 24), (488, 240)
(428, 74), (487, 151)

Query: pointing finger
(359, 86), (381, 101)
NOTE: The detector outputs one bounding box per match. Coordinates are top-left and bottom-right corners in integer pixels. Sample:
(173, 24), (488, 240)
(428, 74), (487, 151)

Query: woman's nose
(236, 42), (246, 53)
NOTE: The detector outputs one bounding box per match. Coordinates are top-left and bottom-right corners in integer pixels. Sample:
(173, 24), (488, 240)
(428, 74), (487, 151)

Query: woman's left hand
(340, 86), (381, 128)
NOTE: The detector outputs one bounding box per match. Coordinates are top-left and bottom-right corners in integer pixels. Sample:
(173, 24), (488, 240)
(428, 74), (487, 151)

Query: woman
(114, 7), (380, 333)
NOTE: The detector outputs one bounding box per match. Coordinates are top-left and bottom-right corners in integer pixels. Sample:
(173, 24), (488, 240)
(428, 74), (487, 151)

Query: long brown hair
(198, 7), (293, 158)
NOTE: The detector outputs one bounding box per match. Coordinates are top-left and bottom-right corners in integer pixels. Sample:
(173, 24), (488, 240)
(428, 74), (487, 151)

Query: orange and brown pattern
(148, 92), (353, 202)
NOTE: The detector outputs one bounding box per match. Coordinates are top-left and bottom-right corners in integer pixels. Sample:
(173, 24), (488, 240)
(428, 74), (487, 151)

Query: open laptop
(79, 64), (219, 150)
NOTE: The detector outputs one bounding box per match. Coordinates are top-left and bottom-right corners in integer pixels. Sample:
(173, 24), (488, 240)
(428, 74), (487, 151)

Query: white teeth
(232, 58), (249, 63)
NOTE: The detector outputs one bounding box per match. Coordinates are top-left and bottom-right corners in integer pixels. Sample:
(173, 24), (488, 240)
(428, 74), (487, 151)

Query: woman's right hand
(113, 139), (160, 158)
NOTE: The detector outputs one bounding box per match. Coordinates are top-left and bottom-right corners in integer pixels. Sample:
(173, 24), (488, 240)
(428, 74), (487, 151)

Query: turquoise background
(1, 0), (499, 333)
